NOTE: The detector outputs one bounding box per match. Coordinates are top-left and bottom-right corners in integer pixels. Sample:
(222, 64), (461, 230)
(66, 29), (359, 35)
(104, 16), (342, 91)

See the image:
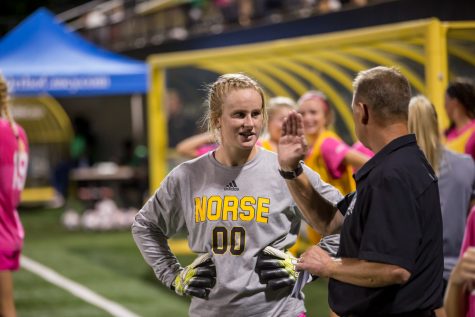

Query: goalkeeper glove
(172, 253), (216, 299)
(256, 246), (298, 290)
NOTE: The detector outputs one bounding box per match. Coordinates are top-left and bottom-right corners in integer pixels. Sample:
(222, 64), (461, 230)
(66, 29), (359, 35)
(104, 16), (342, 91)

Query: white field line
(21, 255), (141, 317)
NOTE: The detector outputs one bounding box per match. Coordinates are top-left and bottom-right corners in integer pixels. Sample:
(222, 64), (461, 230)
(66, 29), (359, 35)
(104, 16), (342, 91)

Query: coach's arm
(278, 112), (343, 236)
(296, 246), (411, 287)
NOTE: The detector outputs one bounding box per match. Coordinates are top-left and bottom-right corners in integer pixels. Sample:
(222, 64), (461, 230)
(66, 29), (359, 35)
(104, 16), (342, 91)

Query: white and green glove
(256, 246), (299, 290)
(172, 253), (216, 299)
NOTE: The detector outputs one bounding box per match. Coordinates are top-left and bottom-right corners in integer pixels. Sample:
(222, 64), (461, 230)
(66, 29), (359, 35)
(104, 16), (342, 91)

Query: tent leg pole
(131, 94), (144, 145)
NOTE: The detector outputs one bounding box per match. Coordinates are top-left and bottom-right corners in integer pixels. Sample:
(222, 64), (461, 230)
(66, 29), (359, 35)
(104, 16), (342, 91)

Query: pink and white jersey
(445, 120), (475, 160)
(352, 141), (374, 158)
(0, 119), (28, 253)
(196, 143), (218, 157)
(320, 136), (350, 179)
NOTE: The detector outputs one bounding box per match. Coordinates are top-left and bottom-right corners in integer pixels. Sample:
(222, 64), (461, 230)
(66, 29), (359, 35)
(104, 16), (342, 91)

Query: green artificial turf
(15, 268), (110, 317)
(14, 206), (330, 316)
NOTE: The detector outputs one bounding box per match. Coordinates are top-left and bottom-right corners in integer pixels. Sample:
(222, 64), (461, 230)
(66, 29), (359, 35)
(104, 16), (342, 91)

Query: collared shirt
(330, 134), (444, 316)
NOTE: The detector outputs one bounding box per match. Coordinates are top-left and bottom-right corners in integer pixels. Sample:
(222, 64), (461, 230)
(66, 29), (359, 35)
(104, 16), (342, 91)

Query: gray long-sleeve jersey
(132, 148), (342, 317)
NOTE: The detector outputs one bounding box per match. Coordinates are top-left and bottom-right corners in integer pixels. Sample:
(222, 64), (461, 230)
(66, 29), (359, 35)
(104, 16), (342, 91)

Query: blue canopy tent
(0, 8), (148, 96)
(0, 8), (149, 204)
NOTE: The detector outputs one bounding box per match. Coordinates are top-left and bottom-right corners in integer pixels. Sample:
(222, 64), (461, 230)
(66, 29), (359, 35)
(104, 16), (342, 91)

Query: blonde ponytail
(0, 75), (19, 138)
(408, 95), (442, 174)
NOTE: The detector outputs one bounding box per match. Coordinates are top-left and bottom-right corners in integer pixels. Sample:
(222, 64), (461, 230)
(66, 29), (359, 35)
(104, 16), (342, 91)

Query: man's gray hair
(353, 66), (411, 123)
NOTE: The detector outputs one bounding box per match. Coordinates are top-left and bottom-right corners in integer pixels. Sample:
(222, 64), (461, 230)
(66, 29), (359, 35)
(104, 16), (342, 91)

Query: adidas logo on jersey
(224, 180), (239, 191)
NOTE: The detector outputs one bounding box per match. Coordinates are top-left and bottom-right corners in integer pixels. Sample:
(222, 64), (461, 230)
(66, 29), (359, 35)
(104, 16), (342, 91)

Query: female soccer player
(298, 91), (368, 195)
(408, 95), (475, 288)
(260, 96), (296, 152)
(0, 74), (29, 317)
(297, 91), (368, 246)
(444, 78), (475, 160)
(132, 73), (341, 316)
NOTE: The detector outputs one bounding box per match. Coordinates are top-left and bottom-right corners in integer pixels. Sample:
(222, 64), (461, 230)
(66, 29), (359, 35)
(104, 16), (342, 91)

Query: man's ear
(355, 102), (369, 126)
(361, 103), (369, 125)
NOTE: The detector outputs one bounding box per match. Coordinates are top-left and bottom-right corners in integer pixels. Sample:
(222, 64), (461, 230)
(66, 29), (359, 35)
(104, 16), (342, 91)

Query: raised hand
(278, 111), (307, 171)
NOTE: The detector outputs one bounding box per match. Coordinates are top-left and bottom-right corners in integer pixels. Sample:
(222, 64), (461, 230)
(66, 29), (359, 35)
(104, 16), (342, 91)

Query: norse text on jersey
(194, 195), (270, 223)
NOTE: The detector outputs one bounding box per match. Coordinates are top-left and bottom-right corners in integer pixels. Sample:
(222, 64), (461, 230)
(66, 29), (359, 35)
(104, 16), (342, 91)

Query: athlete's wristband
(278, 162), (303, 180)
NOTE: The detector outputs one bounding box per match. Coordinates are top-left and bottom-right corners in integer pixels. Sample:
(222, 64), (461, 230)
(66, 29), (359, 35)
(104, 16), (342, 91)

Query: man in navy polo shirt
(278, 66), (443, 317)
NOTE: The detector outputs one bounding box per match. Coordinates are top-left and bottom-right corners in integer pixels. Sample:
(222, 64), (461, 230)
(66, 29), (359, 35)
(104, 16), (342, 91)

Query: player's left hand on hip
(256, 246), (298, 290)
(172, 253), (216, 299)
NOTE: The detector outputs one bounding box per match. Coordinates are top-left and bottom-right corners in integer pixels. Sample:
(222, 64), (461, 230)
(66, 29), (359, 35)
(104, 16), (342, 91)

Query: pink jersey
(446, 120), (475, 160)
(319, 136), (350, 179)
(465, 132), (475, 161)
(0, 119), (28, 253)
(461, 208), (475, 317)
(196, 143), (218, 157)
(352, 141), (374, 158)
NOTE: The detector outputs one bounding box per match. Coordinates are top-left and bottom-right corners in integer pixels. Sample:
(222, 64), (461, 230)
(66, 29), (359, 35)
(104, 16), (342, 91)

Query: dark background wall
(124, 0), (475, 59)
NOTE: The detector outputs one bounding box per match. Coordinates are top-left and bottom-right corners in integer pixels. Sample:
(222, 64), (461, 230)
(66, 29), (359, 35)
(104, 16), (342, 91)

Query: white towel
(291, 234), (340, 299)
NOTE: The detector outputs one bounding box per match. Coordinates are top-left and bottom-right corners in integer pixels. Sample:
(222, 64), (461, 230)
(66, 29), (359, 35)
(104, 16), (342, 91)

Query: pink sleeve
(352, 141), (374, 158)
(196, 144), (217, 157)
(321, 137), (350, 178)
(465, 131), (475, 161)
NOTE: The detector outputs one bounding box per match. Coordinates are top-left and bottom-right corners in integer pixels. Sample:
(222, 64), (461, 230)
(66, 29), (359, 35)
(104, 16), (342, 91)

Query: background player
(444, 78), (475, 160)
(0, 74), (29, 317)
(297, 91), (369, 249)
(409, 95), (475, 291)
(260, 96), (296, 152)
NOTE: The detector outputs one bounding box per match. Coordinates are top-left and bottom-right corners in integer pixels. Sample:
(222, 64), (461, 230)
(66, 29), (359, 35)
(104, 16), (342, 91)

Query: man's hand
(256, 246), (299, 290)
(278, 111), (307, 171)
(173, 253), (216, 299)
(295, 245), (335, 278)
